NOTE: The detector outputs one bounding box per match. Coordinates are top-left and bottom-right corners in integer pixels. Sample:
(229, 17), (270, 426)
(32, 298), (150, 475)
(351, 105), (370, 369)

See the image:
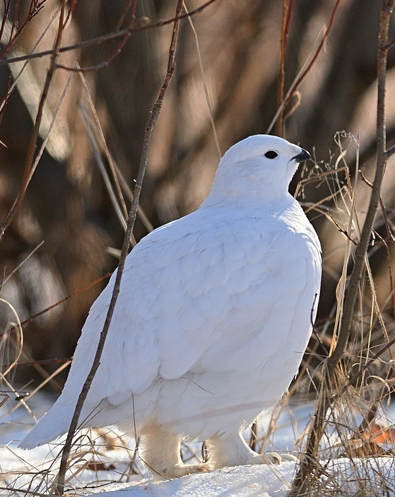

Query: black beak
(292, 149), (311, 163)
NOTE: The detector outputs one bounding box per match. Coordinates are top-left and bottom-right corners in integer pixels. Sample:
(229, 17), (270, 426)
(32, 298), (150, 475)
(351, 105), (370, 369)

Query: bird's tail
(19, 402), (73, 449)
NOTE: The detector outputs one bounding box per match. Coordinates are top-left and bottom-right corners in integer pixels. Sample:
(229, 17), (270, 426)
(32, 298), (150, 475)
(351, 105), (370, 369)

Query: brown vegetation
(1, 0), (395, 494)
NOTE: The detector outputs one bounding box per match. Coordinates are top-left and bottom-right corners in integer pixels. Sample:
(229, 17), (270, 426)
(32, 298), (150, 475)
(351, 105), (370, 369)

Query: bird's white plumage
(20, 135), (321, 478)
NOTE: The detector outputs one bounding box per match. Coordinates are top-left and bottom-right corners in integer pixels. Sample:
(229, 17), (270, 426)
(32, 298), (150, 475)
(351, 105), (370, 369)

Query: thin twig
(1, 241), (44, 288)
(0, 1), (218, 239)
(78, 101), (130, 235)
(268, 0), (340, 134)
(275, 0), (294, 136)
(77, 70), (129, 220)
(77, 72), (153, 233)
(56, 0), (138, 73)
(4, 359), (71, 417)
(327, 0), (394, 376)
(5, 357), (71, 368)
(18, 273), (111, 329)
(384, 143), (395, 159)
(0, 0), (45, 60)
(1, 0), (219, 68)
(183, 1), (221, 159)
(288, 2), (395, 494)
(0, 2), (59, 118)
(0, 299), (23, 377)
(55, 1), (184, 493)
(27, 64), (75, 182)
(0, 2), (67, 239)
(76, 66), (153, 233)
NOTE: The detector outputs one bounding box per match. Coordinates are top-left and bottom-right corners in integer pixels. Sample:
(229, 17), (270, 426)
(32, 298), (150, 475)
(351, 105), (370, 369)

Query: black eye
(264, 151), (278, 159)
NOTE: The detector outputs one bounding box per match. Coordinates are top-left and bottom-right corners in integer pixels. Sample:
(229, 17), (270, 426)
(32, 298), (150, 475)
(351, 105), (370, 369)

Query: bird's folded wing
(65, 209), (317, 407)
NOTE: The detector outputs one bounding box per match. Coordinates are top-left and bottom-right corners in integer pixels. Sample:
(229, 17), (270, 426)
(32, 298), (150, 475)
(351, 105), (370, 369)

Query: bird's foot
(154, 462), (211, 480)
(205, 433), (298, 470)
(259, 451), (298, 465)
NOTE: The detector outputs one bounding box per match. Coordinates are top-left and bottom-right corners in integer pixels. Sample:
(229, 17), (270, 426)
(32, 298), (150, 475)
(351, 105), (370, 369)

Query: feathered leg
(206, 431), (296, 469)
(140, 424), (210, 479)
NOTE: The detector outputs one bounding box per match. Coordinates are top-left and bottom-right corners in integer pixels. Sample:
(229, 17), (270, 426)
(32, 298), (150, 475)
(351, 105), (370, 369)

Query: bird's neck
(200, 190), (296, 213)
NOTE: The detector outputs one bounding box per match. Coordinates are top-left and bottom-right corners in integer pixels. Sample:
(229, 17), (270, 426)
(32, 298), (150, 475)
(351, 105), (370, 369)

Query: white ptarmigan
(20, 135), (321, 478)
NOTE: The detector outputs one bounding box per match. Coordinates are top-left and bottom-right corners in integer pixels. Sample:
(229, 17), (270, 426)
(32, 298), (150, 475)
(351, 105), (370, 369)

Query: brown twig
(3, 357), (71, 368)
(19, 273), (111, 329)
(289, 2), (395, 494)
(0, 1), (12, 45)
(55, 0), (184, 493)
(283, 0), (340, 113)
(268, 0), (341, 134)
(374, 229), (395, 318)
(0, 0), (218, 241)
(326, 210), (357, 245)
(327, 0), (394, 377)
(385, 143), (395, 159)
(1, 0), (219, 68)
(0, 1), (67, 240)
(77, 70), (154, 233)
(275, 0), (294, 136)
(56, 1), (137, 73)
(0, 0), (45, 61)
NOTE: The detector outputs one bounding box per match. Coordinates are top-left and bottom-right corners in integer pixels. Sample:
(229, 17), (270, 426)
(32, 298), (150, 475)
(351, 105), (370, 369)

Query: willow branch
(55, 0), (184, 493)
(326, 0), (394, 376)
(0, 2), (67, 239)
(288, 2), (395, 495)
(1, 0), (219, 68)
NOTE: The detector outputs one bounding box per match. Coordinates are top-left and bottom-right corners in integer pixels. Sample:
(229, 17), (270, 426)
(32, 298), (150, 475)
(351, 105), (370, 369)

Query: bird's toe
(262, 451), (297, 464)
(158, 462), (211, 479)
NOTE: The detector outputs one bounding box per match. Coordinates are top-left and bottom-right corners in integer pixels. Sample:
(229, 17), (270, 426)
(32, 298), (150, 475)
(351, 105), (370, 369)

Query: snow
(19, 136), (321, 480)
(83, 464), (295, 497)
(2, 393), (395, 496)
(0, 392), (310, 496)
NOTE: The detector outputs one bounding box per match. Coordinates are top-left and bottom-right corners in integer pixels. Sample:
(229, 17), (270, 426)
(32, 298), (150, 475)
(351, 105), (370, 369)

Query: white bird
(20, 135), (321, 479)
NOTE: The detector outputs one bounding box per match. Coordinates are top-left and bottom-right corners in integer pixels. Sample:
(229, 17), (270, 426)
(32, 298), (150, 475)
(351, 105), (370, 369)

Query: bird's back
(20, 192), (321, 448)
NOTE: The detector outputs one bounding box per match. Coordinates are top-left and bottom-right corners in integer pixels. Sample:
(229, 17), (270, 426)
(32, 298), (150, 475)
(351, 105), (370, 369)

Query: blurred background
(1, 0), (395, 391)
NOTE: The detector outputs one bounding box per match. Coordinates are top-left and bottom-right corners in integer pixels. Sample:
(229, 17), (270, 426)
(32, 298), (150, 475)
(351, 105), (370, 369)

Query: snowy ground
(1, 393), (395, 496)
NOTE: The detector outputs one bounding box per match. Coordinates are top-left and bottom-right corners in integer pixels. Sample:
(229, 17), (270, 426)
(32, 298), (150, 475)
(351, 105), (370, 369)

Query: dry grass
(4, 133), (395, 496)
(288, 130), (395, 495)
(1, 1), (395, 496)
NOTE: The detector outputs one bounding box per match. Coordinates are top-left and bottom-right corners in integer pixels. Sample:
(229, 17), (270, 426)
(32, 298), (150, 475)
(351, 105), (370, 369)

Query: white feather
(20, 135), (321, 479)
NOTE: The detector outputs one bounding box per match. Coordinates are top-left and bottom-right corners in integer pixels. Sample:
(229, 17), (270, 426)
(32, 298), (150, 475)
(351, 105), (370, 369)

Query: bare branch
(0, 2), (67, 240)
(268, 0), (341, 134)
(55, 0), (184, 493)
(1, 0), (219, 68)
(385, 143), (395, 159)
(289, 1), (395, 494)
(275, 0), (295, 136)
(0, 0), (45, 60)
(327, 0), (395, 376)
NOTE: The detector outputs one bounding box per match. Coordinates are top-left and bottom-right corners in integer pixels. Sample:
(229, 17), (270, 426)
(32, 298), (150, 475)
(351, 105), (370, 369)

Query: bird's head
(207, 134), (310, 202)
